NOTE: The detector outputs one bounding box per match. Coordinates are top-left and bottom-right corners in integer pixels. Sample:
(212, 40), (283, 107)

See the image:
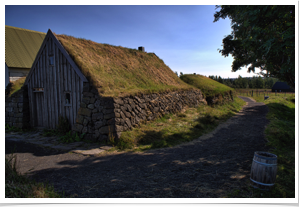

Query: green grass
(6, 77), (26, 97)
(115, 97), (245, 151)
(5, 153), (62, 198)
(56, 34), (193, 97)
(227, 93), (295, 198)
(42, 116), (86, 143)
(5, 124), (22, 132)
(180, 74), (234, 98)
(5, 124), (35, 133)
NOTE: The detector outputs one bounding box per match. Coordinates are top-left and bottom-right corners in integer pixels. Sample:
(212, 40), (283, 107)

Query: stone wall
(5, 81), (233, 141)
(205, 90), (234, 106)
(5, 85), (30, 129)
(72, 84), (207, 142)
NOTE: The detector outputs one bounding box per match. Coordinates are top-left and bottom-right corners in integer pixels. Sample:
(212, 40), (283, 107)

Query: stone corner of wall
(72, 86), (209, 144)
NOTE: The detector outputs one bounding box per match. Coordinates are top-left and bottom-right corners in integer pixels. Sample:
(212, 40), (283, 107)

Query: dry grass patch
(6, 77), (26, 97)
(56, 34), (193, 97)
(115, 97), (245, 151)
(227, 94), (295, 198)
(5, 154), (62, 198)
(180, 74), (234, 98)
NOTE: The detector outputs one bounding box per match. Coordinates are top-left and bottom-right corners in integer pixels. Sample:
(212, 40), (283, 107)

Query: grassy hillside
(56, 34), (193, 97)
(6, 153), (62, 198)
(180, 74), (234, 98)
(229, 93), (295, 198)
(6, 77), (26, 97)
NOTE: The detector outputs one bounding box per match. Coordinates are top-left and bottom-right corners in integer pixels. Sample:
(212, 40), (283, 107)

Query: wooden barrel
(250, 151), (277, 190)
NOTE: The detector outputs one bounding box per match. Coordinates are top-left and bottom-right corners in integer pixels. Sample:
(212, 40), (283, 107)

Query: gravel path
(5, 96), (270, 198)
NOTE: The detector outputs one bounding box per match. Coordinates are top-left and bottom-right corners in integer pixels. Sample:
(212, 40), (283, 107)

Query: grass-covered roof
(179, 74), (234, 98)
(55, 34), (193, 97)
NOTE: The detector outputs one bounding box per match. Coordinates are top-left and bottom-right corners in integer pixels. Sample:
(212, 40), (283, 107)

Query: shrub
(56, 116), (70, 134)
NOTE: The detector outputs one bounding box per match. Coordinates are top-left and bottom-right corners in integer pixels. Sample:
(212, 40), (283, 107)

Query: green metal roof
(5, 25), (46, 69)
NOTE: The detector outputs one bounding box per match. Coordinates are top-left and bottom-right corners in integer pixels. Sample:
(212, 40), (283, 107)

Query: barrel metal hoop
(255, 152), (277, 160)
(250, 178), (275, 186)
(253, 159), (277, 166)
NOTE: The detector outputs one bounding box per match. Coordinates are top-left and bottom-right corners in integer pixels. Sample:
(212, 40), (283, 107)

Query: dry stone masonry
(5, 82), (235, 143)
(205, 90), (234, 106)
(72, 83), (207, 142)
(5, 85), (30, 129)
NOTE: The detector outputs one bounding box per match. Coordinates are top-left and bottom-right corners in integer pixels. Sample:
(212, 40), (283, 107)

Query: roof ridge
(5, 25), (46, 35)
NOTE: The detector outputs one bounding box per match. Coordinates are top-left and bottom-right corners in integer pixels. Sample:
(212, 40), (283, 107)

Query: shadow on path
(5, 96), (270, 198)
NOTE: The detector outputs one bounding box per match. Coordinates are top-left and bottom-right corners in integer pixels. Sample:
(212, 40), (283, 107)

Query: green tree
(256, 76), (265, 89)
(218, 76), (223, 83)
(248, 78), (253, 88)
(209, 75), (215, 80)
(264, 77), (278, 88)
(214, 5), (295, 89)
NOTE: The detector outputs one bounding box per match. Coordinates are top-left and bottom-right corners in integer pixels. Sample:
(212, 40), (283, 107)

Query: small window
(49, 56), (54, 66)
(65, 93), (71, 105)
(33, 88), (44, 92)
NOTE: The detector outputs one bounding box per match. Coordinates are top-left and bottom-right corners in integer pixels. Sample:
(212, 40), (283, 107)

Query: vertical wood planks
(31, 68), (36, 126)
(49, 38), (55, 129)
(36, 93), (43, 126)
(46, 40), (53, 129)
(68, 63), (73, 126)
(60, 51), (65, 118)
(250, 151), (277, 190)
(37, 58), (42, 126)
(27, 80), (34, 127)
(53, 39), (58, 128)
(26, 34), (86, 130)
(64, 58), (69, 122)
(56, 44), (62, 118)
(76, 75), (81, 120)
(42, 49), (48, 128)
(72, 66), (76, 126)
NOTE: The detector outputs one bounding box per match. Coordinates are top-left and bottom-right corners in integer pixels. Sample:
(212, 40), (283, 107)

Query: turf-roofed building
(12, 29), (207, 141)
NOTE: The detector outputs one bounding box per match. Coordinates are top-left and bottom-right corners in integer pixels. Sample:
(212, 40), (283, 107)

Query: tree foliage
(209, 75), (278, 89)
(214, 5), (295, 89)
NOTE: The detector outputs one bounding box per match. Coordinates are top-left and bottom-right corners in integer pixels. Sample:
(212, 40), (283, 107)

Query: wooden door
(34, 92), (44, 127)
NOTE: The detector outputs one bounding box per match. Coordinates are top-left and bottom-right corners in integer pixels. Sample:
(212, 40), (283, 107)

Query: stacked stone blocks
(5, 81), (234, 143)
(72, 83), (207, 142)
(5, 86), (30, 129)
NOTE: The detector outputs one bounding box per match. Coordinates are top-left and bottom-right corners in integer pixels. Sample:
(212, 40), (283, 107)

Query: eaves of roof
(272, 82), (291, 89)
(5, 25), (46, 69)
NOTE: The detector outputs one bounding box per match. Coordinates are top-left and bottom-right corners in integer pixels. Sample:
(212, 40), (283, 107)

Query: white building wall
(9, 68), (30, 82)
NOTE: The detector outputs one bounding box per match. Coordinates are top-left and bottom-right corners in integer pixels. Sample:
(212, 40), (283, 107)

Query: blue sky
(5, 5), (262, 78)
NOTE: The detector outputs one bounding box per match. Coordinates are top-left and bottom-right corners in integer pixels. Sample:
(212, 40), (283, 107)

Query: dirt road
(5, 96), (270, 198)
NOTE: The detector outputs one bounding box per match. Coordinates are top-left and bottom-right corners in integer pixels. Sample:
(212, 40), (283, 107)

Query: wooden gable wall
(25, 30), (88, 129)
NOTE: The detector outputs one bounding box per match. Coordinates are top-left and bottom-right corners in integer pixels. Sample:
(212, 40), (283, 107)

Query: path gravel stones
(5, 96), (270, 198)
